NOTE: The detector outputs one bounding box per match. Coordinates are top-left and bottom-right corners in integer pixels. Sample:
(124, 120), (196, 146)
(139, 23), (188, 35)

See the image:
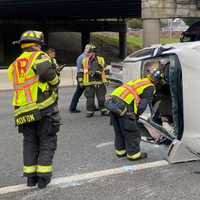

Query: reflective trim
(38, 92), (58, 110)
(122, 84), (141, 106)
(37, 165), (53, 173)
(115, 149), (126, 156)
(24, 88), (33, 103)
(127, 152), (142, 160)
(26, 52), (38, 72)
(14, 92), (57, 117)
(14, 103), (38, 116)
(82, 56), (107, 86)
(14, 76), (38, 90)
(23, 165), (37, 174)
(49, 75), (59, 86)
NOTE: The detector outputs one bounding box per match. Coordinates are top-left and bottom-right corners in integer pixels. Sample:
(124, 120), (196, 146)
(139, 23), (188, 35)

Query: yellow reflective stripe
(49, 75), (59, 86)
(101, 108), (108, 112)
(127, 152), (142, 160)
(37, 165), (53, 173)
(38, 92), (58, 110)
(14, 76), (38, 90)
(116, 149), (126, 156)
(82, 58), (89, 85)
(23, 165), (37, 173)
(14, 103), (38, 116)
(15, 92), (57, 116)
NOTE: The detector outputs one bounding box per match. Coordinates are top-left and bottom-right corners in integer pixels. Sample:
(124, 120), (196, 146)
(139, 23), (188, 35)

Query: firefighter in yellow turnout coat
(78, 45), (109, 117)
(106, 68), (163, 160)
(8, 31), (60, 189)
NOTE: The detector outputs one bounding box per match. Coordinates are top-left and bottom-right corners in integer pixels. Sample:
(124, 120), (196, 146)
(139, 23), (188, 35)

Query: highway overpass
(0, 0), (200, 66)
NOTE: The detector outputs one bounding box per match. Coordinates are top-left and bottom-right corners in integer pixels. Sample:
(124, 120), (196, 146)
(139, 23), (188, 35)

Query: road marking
(0, 160), (169, 195)
(96, 141), (114, 148)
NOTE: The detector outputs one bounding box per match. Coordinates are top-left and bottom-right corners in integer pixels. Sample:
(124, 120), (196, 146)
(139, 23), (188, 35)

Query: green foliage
(127, 19), (143, 29)
(183, 18), (200, 26)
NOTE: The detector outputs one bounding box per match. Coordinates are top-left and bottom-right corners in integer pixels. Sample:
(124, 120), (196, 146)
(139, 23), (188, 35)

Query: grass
(93, 33), (180, 48)
(91, 32), (181, 63)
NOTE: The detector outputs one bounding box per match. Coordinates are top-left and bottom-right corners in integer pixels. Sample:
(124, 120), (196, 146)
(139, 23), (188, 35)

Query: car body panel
(116, 41), (200, 163)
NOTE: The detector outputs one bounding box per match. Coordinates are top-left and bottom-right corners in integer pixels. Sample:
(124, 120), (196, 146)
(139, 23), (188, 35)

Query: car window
(141, 56), (170, 79)
(129, 48), (155, 58)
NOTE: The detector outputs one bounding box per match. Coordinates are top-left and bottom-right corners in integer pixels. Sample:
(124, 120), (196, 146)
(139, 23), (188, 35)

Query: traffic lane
(1, 162), (200, 200)
(0, 87), (169, 187)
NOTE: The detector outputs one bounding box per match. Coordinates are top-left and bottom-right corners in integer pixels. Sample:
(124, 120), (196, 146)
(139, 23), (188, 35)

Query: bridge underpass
(0, 0), (141, 67)
(0, 20), (128, 66)
(0, 0), (200, 66)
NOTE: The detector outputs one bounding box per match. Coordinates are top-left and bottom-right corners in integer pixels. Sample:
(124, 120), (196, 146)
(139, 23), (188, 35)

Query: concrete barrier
(0, 67), (77, 91)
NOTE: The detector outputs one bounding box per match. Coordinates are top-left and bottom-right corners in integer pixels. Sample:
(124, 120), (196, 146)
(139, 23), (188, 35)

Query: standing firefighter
(78, 44), (109, 117)
(106, 68), (163, 160)
(8, 30), (60, 188)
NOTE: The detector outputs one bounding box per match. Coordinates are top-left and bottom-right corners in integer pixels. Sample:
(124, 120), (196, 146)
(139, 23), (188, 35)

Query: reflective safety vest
(81, 56), (108, 86)
(8, 51), (58, 126)
(111, 78), (155, 114)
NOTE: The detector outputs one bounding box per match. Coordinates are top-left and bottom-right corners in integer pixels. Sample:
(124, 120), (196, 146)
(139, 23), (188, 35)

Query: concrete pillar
(81, 32), (90, 51)
(0, 32), (5, 67)
(119, 31), (127, 59)
(143, 19), (160, 47)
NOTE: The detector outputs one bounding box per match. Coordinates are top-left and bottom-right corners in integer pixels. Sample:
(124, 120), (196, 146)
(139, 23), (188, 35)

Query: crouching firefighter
(105, 68), (163, 160)
(77, 44), (110, 117)
(8, 30), (61, 189)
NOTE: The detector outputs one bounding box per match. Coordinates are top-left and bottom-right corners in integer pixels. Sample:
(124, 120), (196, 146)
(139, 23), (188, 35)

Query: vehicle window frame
(139, 54), (184, 140)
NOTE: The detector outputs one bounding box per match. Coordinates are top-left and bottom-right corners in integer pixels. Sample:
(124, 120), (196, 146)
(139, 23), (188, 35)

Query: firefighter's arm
(33, 54), (59, 86)
(8, 63), (14, 81)
(137, 86), (155, 115)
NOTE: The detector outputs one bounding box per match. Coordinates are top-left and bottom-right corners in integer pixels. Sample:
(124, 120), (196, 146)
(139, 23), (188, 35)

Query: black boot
(38, 177), (51, 189)
(86, 111), (94, 118)
(27, 176), (38, 187)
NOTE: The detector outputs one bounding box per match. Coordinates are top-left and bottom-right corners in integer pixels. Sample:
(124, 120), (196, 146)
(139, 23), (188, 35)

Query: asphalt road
(0, 87), (200, 200)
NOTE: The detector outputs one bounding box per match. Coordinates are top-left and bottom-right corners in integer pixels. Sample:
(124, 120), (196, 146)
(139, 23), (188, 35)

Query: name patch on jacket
(15, 109), (41, 126)
(16, 114), (35, 125)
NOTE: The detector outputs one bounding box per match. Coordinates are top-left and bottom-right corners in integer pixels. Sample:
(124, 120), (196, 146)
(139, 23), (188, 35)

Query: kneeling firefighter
(105, 68), (163, 160)
(8, 30), (60, 188)
(77, 44), (110, 117)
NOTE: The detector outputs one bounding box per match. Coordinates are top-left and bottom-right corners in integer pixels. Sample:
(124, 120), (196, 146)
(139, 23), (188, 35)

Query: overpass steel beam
(0, 20), (127, 33)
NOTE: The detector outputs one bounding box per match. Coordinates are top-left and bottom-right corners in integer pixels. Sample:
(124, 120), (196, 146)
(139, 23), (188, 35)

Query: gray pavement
(0, 87), (200, 200)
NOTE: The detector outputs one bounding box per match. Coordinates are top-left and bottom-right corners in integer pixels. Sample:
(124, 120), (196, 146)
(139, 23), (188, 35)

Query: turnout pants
(84, 84), (106, 112)
(18, 115), (59, 178)
(110, 112), (141, 155)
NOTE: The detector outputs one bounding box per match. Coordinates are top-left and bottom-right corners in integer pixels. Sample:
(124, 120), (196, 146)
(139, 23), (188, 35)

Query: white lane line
(0, 160), (169, 195)
(96, 141), (114, 148)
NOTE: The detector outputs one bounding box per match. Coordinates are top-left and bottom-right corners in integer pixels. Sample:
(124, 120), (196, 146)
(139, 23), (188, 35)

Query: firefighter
(77, 44), (109, 117)
(105, 68), (163, 160)
(47, 48), (66, 77)
(47, 48), (59, 71)
(8, 30), (60, 189)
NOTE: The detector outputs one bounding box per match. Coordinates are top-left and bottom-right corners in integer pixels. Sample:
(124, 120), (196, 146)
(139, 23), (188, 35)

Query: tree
(127, 19), (142, 29)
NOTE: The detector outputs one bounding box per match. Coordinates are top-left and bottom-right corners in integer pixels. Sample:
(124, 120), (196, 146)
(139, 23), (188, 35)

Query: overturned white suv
(110, 42), (200, 163)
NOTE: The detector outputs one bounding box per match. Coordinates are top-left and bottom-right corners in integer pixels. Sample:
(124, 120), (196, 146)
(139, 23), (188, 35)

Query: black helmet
(148, 68), (164, 83)
(13, 30), (44, 45)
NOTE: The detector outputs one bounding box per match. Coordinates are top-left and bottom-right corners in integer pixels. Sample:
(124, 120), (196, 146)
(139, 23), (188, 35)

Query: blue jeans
(69, 84), (85, 111)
